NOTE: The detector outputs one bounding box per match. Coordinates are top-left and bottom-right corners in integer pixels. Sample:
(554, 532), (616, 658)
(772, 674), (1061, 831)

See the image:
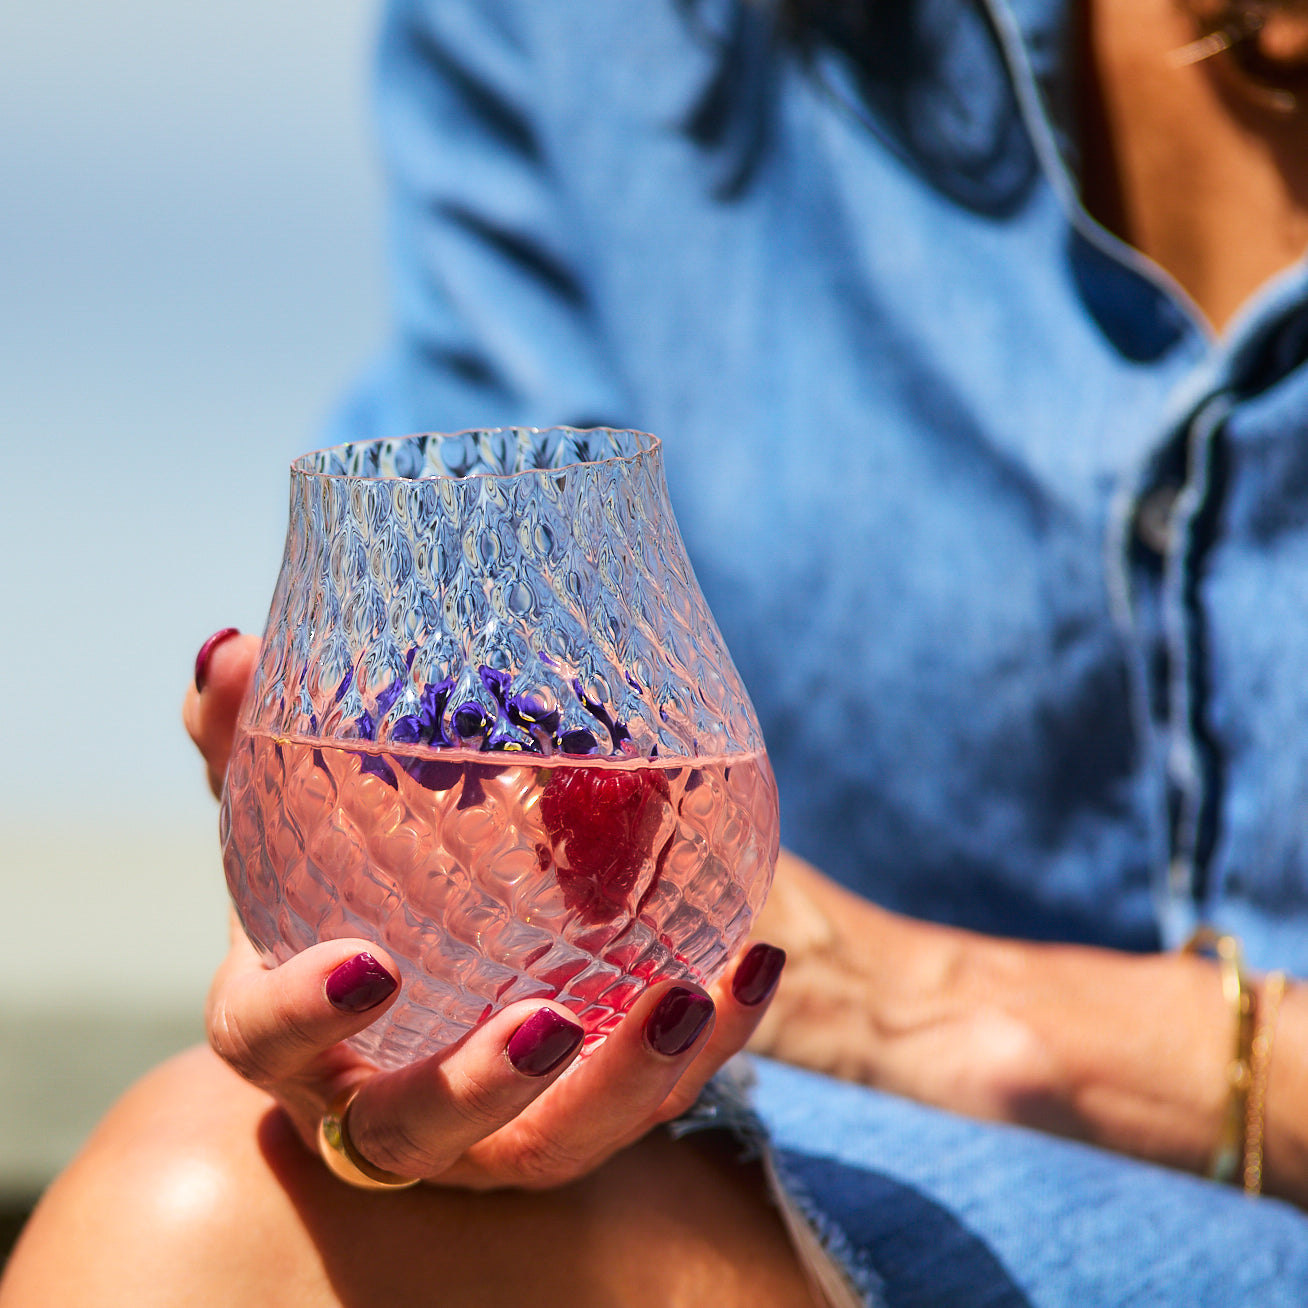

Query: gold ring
(317, 1087), (422, 1191)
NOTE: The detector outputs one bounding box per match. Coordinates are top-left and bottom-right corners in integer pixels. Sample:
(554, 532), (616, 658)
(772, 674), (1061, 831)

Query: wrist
(991, 942), (1237, 1167)
(749, 852), (1056, 1111)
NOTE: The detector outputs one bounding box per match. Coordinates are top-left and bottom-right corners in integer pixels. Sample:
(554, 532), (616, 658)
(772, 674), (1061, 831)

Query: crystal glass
(220, 427), (778, 1071)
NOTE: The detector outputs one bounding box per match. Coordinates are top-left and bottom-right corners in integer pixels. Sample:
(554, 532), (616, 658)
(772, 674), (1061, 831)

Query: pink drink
(221, 729), (778, 1070)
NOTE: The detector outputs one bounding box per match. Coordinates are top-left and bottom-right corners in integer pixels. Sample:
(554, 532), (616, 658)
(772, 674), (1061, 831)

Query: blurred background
(0, 0), (384, 1229)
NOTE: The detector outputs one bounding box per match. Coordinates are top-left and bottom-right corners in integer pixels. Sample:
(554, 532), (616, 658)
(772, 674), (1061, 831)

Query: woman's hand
(184, 630), (786, 1190)
(748, 850), (1308, 1205)
(745, 851), (1059, 1123)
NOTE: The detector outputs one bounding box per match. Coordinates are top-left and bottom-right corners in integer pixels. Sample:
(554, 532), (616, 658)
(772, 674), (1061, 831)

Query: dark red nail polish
(645, 987), (714, 1057)
(506, 1008), (585, 1077)
(194, 627), (241, 692)
(326, 953), (398, 1014)
(731, 943), (786, 1007)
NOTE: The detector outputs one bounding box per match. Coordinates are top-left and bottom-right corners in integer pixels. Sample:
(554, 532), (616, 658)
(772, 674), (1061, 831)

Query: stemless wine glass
(220, 427), (778, 1071)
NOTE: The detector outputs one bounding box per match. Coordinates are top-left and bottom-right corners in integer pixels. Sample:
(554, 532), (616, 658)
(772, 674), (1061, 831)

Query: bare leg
(0, 1047), (821, 1308)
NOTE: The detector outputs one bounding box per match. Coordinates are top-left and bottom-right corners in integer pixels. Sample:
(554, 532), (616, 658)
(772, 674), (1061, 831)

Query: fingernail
(326, 953), (398, 1013)
(194, 627), (241, 692)
(506, 1008), (586, 1077)
(645, 987), (714, 1057)
(731, 943), (786, 1007)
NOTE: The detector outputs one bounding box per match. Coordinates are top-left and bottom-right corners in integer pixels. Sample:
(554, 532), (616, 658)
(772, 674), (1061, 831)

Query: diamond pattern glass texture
(220, 429), (778, 1069)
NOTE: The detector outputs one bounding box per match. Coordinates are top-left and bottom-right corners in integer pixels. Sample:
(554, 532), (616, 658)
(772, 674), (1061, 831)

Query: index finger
(183, 629), (259, 796)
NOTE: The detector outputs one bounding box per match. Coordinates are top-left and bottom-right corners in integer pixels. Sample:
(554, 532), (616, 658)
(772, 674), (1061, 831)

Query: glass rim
(290, 426), (662, 485)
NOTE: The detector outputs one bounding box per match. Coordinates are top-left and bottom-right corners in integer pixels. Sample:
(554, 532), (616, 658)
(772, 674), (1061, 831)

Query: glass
(220, 428), (778, 1070)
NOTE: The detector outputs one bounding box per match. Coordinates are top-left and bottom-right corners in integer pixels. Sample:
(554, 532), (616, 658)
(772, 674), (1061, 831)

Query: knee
(1, 1048), (288, 1306)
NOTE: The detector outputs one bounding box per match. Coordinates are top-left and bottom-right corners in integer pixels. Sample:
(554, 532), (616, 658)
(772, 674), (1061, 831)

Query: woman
(7, 0), (1308, 1302)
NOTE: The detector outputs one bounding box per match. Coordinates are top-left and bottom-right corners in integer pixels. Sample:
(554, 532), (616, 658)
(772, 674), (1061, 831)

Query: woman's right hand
(184, 630), (786, 1191)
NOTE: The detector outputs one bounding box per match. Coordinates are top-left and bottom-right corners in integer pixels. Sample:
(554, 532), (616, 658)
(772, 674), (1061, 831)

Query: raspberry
(539, 765), (672, 924)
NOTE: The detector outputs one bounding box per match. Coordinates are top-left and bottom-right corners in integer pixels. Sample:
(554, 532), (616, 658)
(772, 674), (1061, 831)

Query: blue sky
(0, 2), (389, 1022)
(1, 0), (385, 826)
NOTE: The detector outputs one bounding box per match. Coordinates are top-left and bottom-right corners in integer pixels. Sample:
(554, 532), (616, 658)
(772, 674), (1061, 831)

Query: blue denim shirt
(336, 0), (1308, 973)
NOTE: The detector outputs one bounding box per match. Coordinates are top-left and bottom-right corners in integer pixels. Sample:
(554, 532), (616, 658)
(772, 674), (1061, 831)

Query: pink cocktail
(223, 733), (777, 1069)
(221, 427), (778, 1069)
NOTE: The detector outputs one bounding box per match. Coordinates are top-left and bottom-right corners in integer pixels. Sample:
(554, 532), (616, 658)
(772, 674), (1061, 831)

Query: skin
(750, 852), (1308, 1200)
(0, 1049), (819, 1308)
(1080, 0), (1308, 332)
(7, 1), (1308, 1301)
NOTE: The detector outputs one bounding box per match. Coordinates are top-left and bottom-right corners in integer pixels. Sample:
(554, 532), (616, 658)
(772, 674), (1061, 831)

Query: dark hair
(777, 0), (879, 43)
(678, 0), (1039, 214)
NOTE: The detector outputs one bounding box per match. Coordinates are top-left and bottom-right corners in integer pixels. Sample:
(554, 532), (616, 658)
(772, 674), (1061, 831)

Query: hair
(777, 0), (878, 41)
(677, 0), (1038, 213)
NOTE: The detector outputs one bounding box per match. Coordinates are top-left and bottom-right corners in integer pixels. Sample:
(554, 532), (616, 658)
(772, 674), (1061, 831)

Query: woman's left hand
(746, 850), (1267, 1183)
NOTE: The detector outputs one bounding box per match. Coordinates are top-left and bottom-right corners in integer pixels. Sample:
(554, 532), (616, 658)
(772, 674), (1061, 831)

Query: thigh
(1, 1047), (819, 1308)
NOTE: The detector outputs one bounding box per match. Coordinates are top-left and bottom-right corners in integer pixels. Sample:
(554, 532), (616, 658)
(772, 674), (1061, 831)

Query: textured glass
(221, 428), (778, 1070)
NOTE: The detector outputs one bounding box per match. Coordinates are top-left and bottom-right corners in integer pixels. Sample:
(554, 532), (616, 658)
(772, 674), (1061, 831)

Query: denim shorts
(674, 1057), (1308, 1308)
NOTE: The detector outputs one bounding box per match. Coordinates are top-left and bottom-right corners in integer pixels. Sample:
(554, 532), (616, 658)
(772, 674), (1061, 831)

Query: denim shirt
(336, 0), (1308, 972)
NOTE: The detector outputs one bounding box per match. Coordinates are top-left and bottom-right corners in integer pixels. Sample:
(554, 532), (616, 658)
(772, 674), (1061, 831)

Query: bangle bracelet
(1243, 970), (1287, 1197)
(1183, 928), (1254, 1184)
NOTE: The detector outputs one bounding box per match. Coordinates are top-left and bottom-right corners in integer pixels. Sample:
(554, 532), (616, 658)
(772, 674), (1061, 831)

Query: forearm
(753, 852), (1308, 1205)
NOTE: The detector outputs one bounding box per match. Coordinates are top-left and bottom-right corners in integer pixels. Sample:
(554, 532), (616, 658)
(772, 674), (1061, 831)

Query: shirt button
(1134, 482), (1182, 556)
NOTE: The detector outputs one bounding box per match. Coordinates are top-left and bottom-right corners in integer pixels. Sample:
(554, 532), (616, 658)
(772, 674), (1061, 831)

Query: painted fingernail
(731, 943), (786, 1007)
(326, 953), (398, 1013)
(645, 987), (715, 1057)
(506, 1008), (586, 1077)
(194, 627), (241, 692)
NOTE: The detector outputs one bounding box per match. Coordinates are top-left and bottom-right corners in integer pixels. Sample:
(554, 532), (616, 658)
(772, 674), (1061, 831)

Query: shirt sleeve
(333, 0), (631, 442)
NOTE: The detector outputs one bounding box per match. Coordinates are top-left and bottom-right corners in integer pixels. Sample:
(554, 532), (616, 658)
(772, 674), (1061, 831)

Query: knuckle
(267, 990), (324, 1061)
(652, 1081), (703, 1124)
(448, 1065), (513, 1136)
(207, 1001), (277, 1085)
(351, 1115), (437, 1181)
(504, 1121), (594, 1189)
(206, 985), (320, 1086)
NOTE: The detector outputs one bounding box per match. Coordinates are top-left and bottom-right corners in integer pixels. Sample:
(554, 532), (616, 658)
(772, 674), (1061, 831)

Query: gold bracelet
(1183, 928), (1254, 1184)
(1243, 970), (1287, 1197)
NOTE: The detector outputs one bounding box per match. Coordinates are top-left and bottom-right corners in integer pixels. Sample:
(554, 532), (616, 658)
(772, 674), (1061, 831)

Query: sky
(0, 1), (386, 1010)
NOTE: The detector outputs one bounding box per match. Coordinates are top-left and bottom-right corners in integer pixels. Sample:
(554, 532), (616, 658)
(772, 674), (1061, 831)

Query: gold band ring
(317, 1087), (422, 1191)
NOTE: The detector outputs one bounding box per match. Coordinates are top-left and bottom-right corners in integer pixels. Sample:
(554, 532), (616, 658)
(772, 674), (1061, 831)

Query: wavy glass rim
(291, 426), (662, 484)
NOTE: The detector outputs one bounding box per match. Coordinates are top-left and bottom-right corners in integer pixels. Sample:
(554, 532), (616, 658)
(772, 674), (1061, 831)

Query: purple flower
(507, 691), (560, 736)
(478, 665), (512, 705)
(390, 715), (424, 745)
(486, 720), (541, 753)
(375, 679), (405, 718)
(557, 727), (599, 756)
(452, 701), (488, 741)
(570, 678), (631, 751)
(418, 678), (455, 746)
